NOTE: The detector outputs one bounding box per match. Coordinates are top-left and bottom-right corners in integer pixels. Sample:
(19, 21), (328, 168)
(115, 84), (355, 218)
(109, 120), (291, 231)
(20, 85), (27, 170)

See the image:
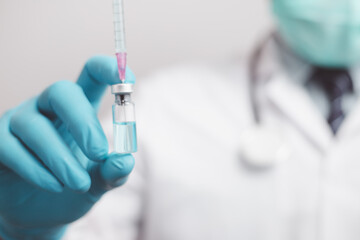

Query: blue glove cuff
(0, 218), (67, 240)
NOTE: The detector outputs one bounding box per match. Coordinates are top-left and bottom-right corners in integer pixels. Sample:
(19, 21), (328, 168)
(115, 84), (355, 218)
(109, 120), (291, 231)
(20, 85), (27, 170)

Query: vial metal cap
(111, 83), (134, 94)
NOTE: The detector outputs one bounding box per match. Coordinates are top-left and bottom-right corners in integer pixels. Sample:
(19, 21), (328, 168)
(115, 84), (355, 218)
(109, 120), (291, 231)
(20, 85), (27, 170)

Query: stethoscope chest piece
(239, 125), (291, 170)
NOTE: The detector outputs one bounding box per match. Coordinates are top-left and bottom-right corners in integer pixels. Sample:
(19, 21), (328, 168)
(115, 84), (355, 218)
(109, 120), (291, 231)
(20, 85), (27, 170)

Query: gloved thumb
(89, 153), (135, 197)
(77, 56), (136, 108)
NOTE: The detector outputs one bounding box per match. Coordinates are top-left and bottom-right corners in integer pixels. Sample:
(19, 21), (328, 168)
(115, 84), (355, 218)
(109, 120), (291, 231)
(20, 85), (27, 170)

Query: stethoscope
(239, 37), (291, 170)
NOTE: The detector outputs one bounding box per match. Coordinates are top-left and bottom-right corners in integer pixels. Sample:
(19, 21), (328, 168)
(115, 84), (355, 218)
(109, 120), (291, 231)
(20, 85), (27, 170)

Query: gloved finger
(10, 99), (91, 192)
(77, 56), (136, 107)
(0, 109), (63, 193)
(37, 80), (108, 161)
(89, 153), (134, 197)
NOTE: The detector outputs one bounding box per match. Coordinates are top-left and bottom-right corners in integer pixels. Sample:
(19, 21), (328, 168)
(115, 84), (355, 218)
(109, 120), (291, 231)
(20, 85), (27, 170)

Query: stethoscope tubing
(248, 34), (273, 125)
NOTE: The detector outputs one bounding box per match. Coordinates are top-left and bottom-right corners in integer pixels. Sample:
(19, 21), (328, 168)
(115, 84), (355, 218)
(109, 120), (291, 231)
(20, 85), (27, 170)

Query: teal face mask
(272, 0), (360, 67)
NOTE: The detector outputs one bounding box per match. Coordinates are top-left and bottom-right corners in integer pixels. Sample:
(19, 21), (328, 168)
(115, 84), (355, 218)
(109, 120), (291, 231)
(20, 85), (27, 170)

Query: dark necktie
(309, 67), (353, 134)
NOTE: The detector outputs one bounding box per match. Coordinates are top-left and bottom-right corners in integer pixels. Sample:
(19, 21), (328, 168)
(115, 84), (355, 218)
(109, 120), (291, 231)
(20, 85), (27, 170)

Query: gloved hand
(0, 56), (135, 240)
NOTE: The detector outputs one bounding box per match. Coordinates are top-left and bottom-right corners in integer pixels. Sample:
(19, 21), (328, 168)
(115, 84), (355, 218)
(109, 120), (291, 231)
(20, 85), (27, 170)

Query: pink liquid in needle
(116, 52), (127, 82)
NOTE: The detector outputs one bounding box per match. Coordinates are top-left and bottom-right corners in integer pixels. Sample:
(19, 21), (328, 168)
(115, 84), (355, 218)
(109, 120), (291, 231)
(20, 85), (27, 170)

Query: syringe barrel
(113, 0), (126, 53)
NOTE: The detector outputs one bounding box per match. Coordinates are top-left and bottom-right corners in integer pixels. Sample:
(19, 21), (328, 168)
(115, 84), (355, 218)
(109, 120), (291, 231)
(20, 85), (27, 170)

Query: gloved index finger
(77, 55), (136, 108)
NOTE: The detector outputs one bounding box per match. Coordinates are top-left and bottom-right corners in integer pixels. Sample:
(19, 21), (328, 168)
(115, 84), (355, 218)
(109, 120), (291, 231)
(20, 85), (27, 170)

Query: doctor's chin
(2, 0), (360, 240)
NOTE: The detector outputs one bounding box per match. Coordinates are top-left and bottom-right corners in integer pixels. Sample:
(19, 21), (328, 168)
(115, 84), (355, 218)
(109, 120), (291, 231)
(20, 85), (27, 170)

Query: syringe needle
(116, 52), (127, 82)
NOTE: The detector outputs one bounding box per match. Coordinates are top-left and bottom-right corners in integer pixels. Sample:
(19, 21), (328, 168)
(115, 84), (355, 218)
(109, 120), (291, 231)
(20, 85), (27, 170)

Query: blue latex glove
(0, 56), (136, 240)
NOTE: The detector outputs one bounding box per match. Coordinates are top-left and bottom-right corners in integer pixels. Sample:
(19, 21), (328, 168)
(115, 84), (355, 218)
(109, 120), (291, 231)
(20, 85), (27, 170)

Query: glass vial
(111, 83), (137, 153)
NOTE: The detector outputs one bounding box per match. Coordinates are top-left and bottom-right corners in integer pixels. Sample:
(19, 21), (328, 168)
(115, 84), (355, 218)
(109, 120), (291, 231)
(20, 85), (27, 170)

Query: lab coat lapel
(336, 66), (360, 138)
(265, 73), (332, 152)
(337, 99), (360, 138)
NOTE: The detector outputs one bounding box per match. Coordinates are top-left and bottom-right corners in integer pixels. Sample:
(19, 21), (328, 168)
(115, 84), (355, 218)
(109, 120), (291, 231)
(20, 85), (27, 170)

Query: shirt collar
(272, 32), (311, 86)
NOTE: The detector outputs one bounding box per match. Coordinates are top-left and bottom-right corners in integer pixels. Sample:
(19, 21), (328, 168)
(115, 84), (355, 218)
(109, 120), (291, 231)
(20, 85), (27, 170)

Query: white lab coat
(64, 36), (360, 240)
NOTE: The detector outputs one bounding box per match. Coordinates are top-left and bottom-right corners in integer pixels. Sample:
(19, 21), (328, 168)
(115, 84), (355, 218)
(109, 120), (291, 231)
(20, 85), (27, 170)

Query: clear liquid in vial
(113, 121), (137, 153)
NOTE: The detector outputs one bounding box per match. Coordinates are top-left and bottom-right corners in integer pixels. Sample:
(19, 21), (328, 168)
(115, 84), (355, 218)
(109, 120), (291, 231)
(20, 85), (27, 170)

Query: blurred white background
(0, 0), (273, 114)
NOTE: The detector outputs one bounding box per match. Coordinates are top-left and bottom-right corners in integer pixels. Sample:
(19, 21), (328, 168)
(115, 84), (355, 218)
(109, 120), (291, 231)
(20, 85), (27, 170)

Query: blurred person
(1, 0), (360, 239)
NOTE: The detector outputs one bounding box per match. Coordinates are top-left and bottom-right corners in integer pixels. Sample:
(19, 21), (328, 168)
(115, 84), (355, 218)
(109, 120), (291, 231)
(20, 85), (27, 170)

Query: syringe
(111, 0), (137, 154)
(113, 0), (127, 82)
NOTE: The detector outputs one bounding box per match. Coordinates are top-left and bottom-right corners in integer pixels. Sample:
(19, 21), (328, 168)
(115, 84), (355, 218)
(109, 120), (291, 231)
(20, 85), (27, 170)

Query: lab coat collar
(257, 32), (333, 152)
(257, 32), (360, 151)
(265, 73), (333, 152)
(265, 62), (360, 148)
